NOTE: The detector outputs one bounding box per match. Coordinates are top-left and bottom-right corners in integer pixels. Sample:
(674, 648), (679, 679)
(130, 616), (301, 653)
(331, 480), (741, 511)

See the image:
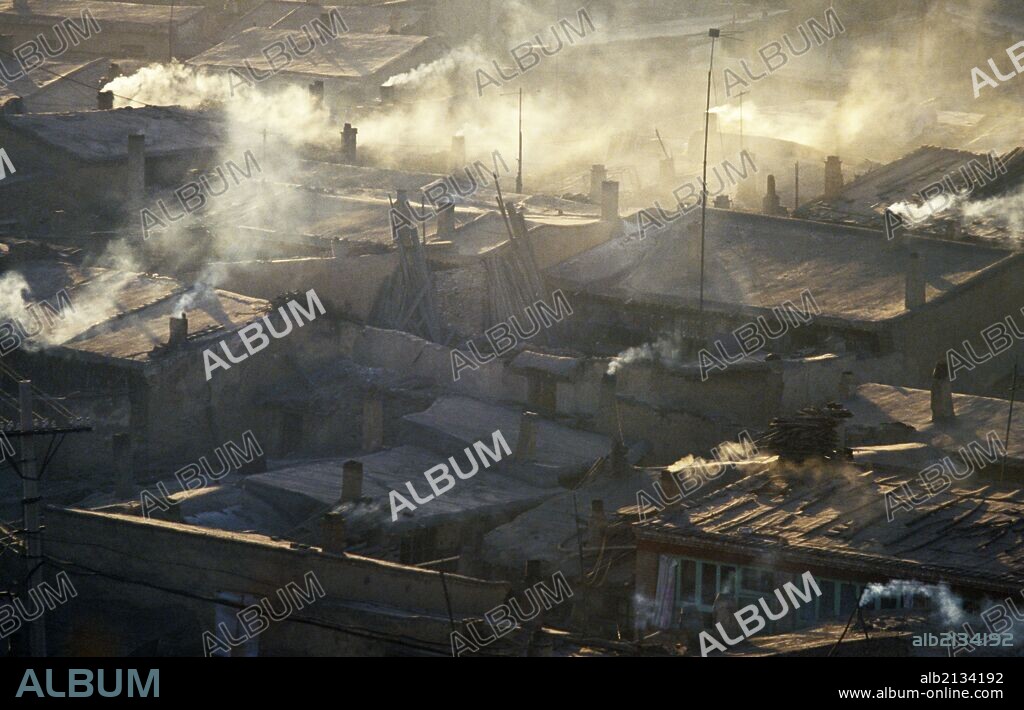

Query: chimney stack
(308, 80), (324, 106)
(380, 84), (395, 104)
(341, 122), (357, 163)
(97, 90), (113, 110)
(436, 202), (455, 239)
(126, 132), (146, 203)
(824, 155), (844, 200)
(321, 511), (346, 553)
(601, 180), (619, 223)
(762, 174), (783, 215)
(450, 134), (466, 172)
(0, 35), (14, 54)
(168, 313), (188, 345)
(341, 460), (363, 503)
(931, 361), (955, 422)
(388, 9), (401, 34)
(589, 164), (606, 203)
(515, 411), (539, 461)
(905, 251), (926, 309)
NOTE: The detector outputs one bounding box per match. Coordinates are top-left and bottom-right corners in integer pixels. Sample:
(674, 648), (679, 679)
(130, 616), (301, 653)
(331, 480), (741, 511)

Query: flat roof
(0, 0), (203, 27)
(548, 209), (1012, 324)
(637, 464), (1024, 593)
(0, 105), (224, 162)
(189, 28), (431, 80)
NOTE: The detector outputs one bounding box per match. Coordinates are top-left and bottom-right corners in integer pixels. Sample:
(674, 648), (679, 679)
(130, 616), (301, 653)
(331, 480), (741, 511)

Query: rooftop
(189, 28), (432, 80)
(223, 1), (425, 38)
(637, 463), (1024, 595)
(547, 209), (1012, 324)
(846, 382), (1024, 464)
(0, 106), (224, 162)
(0, 0), (203, 26)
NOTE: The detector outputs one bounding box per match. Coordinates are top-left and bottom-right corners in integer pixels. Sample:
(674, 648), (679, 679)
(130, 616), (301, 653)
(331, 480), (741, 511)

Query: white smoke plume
(861, 580), (966, 627)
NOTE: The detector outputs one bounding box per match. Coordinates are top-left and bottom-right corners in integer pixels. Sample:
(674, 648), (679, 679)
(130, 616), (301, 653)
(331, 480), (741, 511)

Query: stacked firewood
(756, 403), (852, 462)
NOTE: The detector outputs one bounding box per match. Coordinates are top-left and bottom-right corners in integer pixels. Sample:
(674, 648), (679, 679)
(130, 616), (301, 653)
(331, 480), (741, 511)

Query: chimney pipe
(97, 90), (113, 110)
(589, 164), (606, 203)
(600, 180), (619, 223)
(824, 155), (844, 200)
(380, 84), (395, 104)
(341, 460), (363, 502)
(931, 361), (955, 422)
(126, 133), (146, 203)
(168, 313), (188, 345)
(341, 122), (357, 163)
(905, 251), (925, 309)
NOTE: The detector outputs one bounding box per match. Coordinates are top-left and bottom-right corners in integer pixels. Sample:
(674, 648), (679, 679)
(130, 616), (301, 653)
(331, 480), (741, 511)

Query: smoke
(607, 334), (686, 375)
(861, 580), (966, 627)
(382, 45), (488, 88)
(961, 184), (1024, 236)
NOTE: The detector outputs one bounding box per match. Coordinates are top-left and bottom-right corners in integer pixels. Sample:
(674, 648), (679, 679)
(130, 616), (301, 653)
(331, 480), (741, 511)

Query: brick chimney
(905, 251), (926, 309)
(97, 90), (113, 110)
(589, 164), (606, 203)
(601, 180), (619, 223)
(931, 361), (955, 422)
(341, 122), (357, 163)
(168, 313), (188, 345)
(824, 155), (844, 200)
(341, 460), (363, 503)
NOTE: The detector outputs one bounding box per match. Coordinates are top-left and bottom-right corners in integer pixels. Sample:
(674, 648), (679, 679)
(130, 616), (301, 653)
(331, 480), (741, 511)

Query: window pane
(819, 581), (837, 619)
(720, 566), (737, 596)
(839, 583), (858, 617)
(700, 563), (717, 606)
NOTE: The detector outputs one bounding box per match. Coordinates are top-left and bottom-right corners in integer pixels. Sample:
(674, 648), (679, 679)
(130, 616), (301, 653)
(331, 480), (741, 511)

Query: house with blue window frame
(633, 459), (1024, 640)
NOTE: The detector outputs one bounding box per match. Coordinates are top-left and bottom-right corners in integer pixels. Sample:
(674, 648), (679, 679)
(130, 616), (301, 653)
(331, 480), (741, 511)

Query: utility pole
(517, 87), (523, 193)
(19, 381), (44, 658)
(699, 28), (720, 340)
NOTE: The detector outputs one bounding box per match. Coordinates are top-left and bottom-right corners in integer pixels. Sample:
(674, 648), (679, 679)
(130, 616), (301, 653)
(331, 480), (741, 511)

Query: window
(819, 580), (837, 619)
(741, 567), (774, 594)
(700, 562), (717, 606)
(720, 566), (737, 597)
